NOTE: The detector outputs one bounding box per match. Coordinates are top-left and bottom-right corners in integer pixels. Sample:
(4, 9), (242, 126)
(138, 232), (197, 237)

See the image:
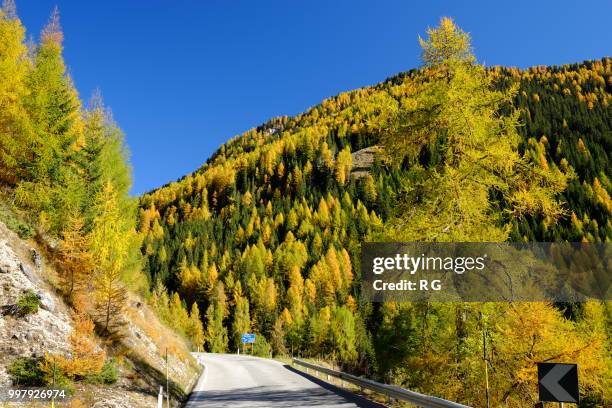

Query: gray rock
(37, 291), (55, 312)
(30, 249), (42, 268)
(19, 263), (36, 282)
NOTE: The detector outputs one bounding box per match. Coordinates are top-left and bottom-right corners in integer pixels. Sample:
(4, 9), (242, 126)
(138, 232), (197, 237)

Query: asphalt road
(186, 353), (385, 408)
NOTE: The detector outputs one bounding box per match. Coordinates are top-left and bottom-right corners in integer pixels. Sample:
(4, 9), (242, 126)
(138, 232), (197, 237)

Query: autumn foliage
(136, 17), (611, 407)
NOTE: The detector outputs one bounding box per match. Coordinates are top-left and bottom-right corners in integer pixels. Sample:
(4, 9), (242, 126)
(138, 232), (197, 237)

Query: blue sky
(16, 0), (612, 195)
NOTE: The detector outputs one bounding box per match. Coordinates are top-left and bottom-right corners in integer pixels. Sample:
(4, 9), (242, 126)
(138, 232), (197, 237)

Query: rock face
(350, 145), (382, 179)
(37, 291), (55, 312)
(0, 222), (73, 386)
(0, 219), (201, 407)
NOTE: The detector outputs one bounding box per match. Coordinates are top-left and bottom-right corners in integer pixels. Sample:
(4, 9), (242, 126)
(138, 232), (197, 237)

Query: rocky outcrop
(0, 222), (73, 386)
(0, 218), (200, 407)
(350, 145), (382, 179)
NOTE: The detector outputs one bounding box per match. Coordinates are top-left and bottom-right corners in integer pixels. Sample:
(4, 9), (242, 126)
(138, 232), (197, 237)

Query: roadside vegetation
(0, 1), (202, 401)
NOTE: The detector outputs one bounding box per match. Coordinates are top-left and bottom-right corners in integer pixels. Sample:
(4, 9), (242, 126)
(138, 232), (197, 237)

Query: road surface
(186, 353), (384, 408)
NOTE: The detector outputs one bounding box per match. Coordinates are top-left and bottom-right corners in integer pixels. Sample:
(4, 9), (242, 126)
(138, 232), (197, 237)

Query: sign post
(537, 363), (579, 406)
(165, 348), (170, 408)
(157, 386), (163, 408)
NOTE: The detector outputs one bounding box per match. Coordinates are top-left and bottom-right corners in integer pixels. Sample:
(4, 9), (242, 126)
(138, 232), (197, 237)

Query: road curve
(186, 353), (384, 408)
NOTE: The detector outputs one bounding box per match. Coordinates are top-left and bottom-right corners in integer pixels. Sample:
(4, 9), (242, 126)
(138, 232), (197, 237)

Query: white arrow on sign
(540, 365), (576, 402)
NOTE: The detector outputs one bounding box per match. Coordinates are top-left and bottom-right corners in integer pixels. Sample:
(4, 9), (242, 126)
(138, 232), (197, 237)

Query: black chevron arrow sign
(537, 363), (579, 403)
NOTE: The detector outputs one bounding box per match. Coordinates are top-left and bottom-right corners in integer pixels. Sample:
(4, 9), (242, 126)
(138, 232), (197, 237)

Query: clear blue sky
(16, 0), (612, 195)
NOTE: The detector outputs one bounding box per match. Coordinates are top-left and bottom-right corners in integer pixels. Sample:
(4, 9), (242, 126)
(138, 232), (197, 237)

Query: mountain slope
(140, 57), (611, 292)
(138, 57), (611, 405)
(0, 212), (201, 406)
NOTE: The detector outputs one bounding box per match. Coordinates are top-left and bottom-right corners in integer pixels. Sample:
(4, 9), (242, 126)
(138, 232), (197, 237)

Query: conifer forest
(0, 3), (610, 406)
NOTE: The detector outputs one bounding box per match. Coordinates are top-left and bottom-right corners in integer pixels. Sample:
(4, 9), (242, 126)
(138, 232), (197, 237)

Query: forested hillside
(0, 2), (201, 404)
(5, 0), (606, 405)
(139, 18), (610, 407)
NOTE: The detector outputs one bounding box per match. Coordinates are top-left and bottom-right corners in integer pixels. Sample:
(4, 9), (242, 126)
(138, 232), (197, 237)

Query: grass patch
(16, 290), (41, 316)
(86, 358), (119, 385)
(8, 356), (75, 394)
(0, 201), (34, 239)
(8, 357), (45, 386)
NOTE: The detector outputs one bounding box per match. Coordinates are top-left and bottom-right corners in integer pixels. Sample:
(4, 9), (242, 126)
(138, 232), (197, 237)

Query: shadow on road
(283, 365), (386, 408)
(188, 382), (386, 407)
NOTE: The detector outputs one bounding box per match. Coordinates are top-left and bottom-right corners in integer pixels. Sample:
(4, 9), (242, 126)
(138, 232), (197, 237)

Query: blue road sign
(241, 333), (256, 344)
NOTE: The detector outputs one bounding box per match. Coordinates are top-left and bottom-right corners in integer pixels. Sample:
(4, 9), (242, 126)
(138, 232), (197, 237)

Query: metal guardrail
(292, 358), (472, 408)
